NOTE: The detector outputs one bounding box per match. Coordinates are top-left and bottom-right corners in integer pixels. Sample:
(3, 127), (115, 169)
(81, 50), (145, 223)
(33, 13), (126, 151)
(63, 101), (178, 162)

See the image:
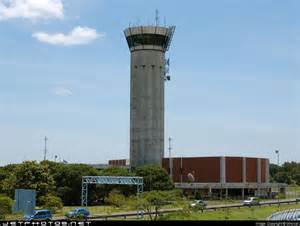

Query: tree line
(1, 160), (299, 207)
(270, 161), (300, 185)
(0, 161), (174, 206)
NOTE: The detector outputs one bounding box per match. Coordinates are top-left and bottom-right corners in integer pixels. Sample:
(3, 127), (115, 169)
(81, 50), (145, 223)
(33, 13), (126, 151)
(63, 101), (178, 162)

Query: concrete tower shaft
(124, 26), (175, 168)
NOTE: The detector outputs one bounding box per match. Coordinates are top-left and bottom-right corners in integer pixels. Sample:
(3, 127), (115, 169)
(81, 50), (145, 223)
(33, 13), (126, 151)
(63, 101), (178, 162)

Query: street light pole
(168, 137), (173, 179)
(275, 150), (280, 166)
(44, 136), (48, 161)
(275, 150), (280, 209)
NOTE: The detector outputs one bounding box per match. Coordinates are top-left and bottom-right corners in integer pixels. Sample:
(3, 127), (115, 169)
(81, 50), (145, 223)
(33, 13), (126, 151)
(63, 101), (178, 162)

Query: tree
(47, 162), (100, 206)
(39, 195), (63, 213)
(269, 162), (300, 185)
(292, 173), (300, 186)
(282, 162), (298, 173)
(0, 195), (13, 219)
(99, 167), (134, 176)
(274, 171), (292, 184)
(14, 161), (55, 202)
(134, 165), (174, 191)
(0, 167), (6, 181)
(269, 164), (280, 182)
(105, 191), (126, 207)
(129, 190), (180, 221)
(44, 162), (138, 206)
(0, 173), (16, 198)
(0, 165), (17, 198)
(97, 167), (137, 199)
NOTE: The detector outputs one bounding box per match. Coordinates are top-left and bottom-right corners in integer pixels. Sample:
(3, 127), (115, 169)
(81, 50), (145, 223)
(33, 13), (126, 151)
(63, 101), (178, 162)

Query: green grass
(57, 205), (134, 217)
(54, 202), (185, 218)
(2, 213), (23, 221)
(5, 186), (300, 221)
(5, 203), (300, 221)
(55, 199), (243, 217)
(160, 203), (300, 220)
(286, 185), (300, 199)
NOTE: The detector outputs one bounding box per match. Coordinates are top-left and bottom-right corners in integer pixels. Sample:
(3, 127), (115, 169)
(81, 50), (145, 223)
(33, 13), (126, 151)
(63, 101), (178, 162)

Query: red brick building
(108, 156), (286, 198)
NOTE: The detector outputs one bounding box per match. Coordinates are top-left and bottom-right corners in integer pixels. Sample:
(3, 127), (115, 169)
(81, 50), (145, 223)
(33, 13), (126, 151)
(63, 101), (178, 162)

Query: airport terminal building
(108, 156), (286, 199)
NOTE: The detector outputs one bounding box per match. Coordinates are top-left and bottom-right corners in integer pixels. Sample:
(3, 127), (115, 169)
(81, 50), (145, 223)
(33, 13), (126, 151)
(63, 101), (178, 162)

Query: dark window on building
(126, 34), (169, 48)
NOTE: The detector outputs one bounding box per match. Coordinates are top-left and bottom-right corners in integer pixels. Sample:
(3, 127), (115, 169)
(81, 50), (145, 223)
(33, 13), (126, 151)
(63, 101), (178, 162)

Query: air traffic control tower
(124, 25), (175, 168)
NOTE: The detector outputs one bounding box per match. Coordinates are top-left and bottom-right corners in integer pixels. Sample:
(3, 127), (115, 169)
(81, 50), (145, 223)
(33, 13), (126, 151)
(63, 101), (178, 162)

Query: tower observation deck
(124, 25), (175, 168)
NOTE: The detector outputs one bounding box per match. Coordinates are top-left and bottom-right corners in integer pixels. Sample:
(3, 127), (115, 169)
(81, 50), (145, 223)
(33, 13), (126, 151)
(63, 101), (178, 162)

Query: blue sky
(0, 0), (299, 166)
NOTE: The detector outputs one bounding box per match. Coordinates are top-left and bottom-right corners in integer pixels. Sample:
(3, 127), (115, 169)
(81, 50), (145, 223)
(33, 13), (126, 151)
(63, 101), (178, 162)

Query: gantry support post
(81, 178), (88, 207)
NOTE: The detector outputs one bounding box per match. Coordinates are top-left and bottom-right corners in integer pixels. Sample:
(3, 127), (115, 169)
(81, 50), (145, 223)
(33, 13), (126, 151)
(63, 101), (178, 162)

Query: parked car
(243, 197), (260, 206)
(24, 209), (52, 221)
(189, 200), (207, 209)
(296, 197), (300, 202)
(270, 192), (278, 199)
(66, 208), (90, 219)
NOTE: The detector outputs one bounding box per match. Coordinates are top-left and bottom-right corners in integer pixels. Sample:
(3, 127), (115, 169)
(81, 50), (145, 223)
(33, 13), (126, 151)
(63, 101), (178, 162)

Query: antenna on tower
(164, 57), (171, 81)
(155, 9), (160, 26)
(43, 136), (48, 161)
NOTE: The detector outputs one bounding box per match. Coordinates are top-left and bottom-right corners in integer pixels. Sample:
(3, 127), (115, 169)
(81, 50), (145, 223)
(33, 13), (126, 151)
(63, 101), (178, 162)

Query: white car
(243, 197), (260, 206)
(189, 200), (207, 209)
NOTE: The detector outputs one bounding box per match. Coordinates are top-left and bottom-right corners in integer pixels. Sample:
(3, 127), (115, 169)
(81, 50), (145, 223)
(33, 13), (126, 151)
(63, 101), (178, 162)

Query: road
(54, 198), (299, 221)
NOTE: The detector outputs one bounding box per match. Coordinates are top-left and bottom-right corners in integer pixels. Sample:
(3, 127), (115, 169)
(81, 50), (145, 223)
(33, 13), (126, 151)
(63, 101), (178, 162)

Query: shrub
(276, 193), (286, 200)
(105, 191), (126, 207)
(0, 195), (13, 219)
(65, 212), (86, 220)
(39, 195), (63, 213)
(134, 165), (174, 191)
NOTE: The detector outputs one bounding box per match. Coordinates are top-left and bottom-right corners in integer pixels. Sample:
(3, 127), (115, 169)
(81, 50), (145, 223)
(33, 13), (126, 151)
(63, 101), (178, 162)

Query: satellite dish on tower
(187, 172), (195, 183)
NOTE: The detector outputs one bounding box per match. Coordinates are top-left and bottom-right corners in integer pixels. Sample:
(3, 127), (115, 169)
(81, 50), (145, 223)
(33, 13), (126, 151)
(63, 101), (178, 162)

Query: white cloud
(53, 87), (72, 97)
(32, 26), (104, 46)
(0, 0), (64, 20)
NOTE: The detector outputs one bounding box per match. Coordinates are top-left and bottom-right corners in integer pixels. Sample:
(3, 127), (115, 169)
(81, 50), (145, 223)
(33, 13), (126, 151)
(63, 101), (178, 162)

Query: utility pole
(275, 150), (280, 166)
(44, 136), (48, 161)
(275, 150), (280, 209)
(168, 137), (173, 179)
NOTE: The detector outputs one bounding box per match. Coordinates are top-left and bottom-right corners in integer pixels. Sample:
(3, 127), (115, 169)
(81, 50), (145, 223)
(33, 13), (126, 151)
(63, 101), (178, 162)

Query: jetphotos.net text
(0, 222), (92, 226)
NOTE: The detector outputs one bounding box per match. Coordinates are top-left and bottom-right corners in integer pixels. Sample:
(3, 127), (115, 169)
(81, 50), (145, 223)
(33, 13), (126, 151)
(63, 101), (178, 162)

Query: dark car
(66, 208), (90, 219)
(24, 209), (52, 221)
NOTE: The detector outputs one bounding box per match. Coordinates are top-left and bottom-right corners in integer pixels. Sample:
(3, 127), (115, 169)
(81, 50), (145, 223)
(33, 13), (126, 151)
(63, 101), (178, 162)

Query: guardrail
(87, 208), (182, 220)
(206, 199), (298, 211)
